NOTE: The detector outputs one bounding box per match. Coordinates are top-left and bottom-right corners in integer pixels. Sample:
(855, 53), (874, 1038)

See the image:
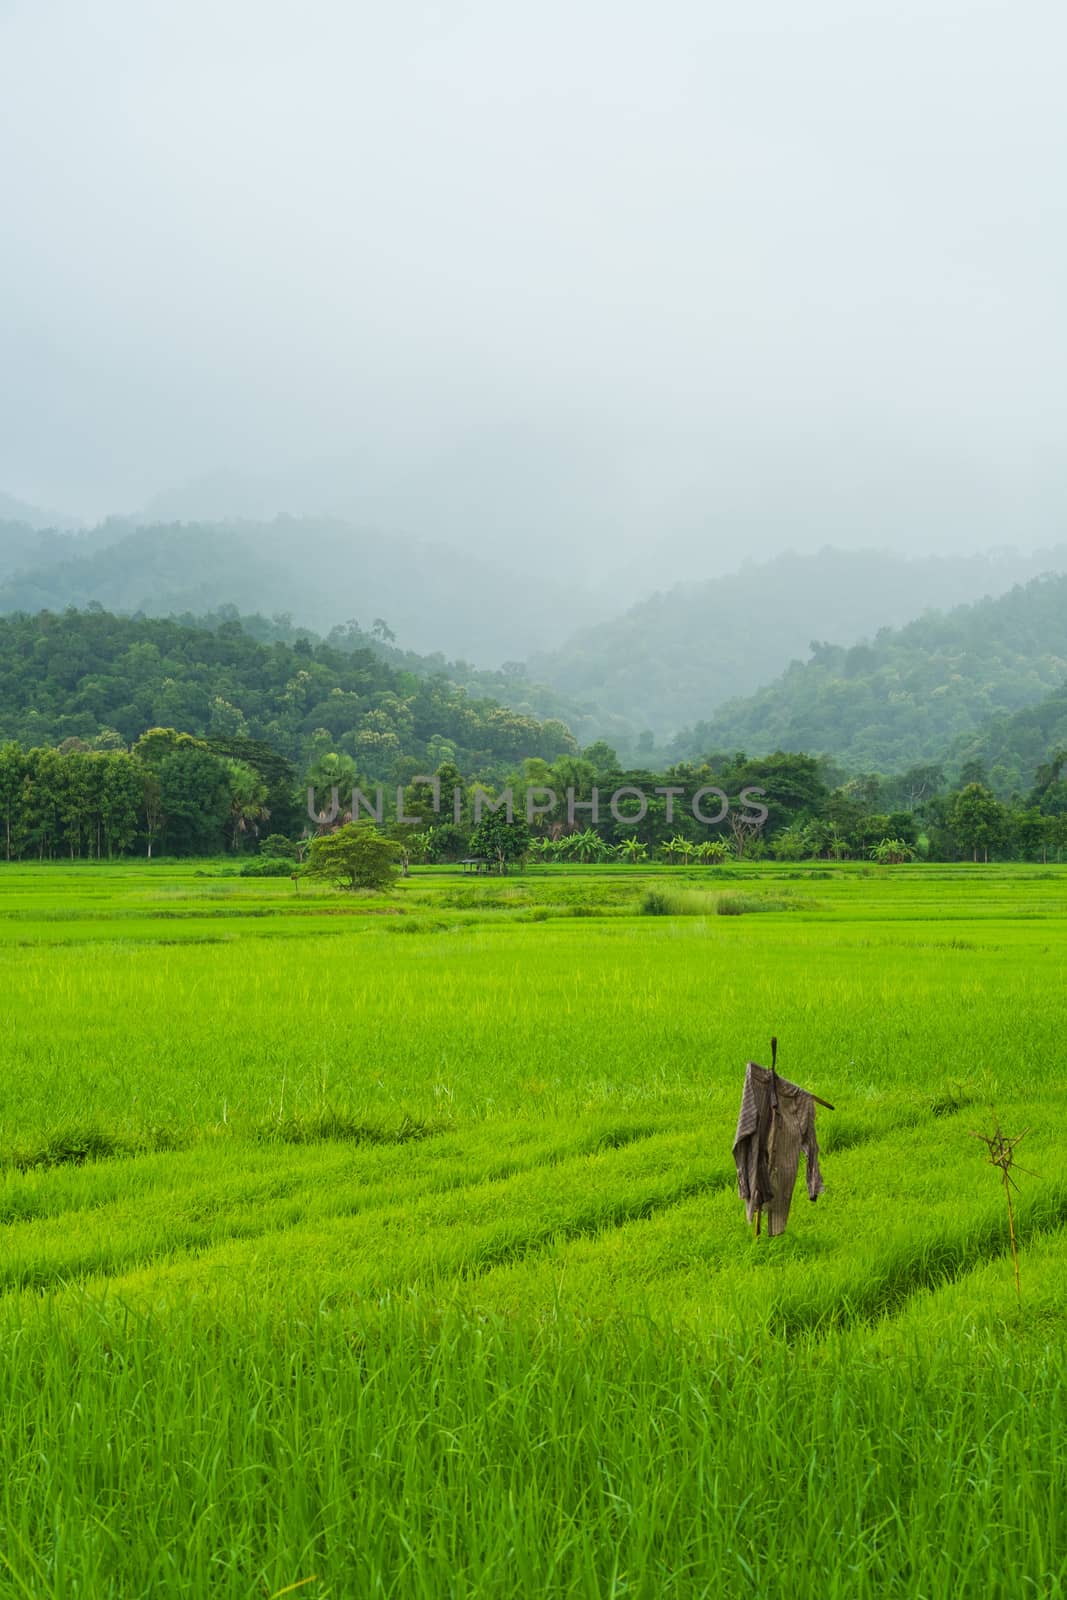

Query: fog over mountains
(3, 2), (1067, 775)
(4, 3), (1066, 567)
(3, 498), (1066, 765)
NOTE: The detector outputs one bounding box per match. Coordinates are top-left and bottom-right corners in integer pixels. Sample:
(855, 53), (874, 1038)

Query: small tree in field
(305, 823), (400, 891)
(468, 812), (531, 874)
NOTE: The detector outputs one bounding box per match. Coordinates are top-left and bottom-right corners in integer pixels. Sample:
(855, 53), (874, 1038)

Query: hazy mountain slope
(0, 524), (295, 619)
(0, 522), (46, 582)
(0, 522), (87, 583)
(668, 574), (1067, 771)
(527, 547), (1067, 737)
(0, 516), (603, 664)
(0, 490), (79, 532)
(955, 686), (1067, 796)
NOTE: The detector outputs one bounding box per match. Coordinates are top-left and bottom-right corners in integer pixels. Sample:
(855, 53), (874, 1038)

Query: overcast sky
(1, 0), (1065, 569)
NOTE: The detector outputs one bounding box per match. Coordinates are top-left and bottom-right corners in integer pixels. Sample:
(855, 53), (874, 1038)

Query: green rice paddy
(0, 862), (1064, 1597)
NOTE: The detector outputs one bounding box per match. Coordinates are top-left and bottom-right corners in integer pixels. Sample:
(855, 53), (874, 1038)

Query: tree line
(3, 734), (1065, 865)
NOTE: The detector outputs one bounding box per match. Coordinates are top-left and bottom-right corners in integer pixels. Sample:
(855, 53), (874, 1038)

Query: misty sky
(2, 0), (1065, 569)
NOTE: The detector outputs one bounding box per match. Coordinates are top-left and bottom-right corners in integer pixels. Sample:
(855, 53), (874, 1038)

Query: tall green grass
(0, 1293), (1062, 1598)
(0, 862), (1064, 1595)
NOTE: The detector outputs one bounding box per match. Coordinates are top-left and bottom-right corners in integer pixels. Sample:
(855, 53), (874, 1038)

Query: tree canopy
(304, 823), (400, 892)
(0, 607), (578, 780)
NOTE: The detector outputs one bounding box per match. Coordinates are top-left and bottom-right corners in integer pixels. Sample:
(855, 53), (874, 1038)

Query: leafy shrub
(258, 833), (298, 859)
(640, 888), (720, 916)
(716, 893), (816, 915)
(240, 858), (296, 877)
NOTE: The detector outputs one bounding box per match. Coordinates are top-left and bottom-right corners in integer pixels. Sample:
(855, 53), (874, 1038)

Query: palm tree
(223, 760), (271, 852)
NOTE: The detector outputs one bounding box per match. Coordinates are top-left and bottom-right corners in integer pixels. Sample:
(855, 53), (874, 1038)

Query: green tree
(1029, 749), (1067, 817)
(0, 742), (25, 862)
(132, 727), (206, 765)
(582, 741), (619, 775)
(222, 759), (271, 851)
(1011, 808), (1056, 864)
(305, 823), (400, 891)
(1053, 813), (1067, 862)
(306, 751), (360, 828)
(141, 771), (164, 860)
(158, 750), (232, 855)
(259, 833), (298, 860)
(468, 812), (531, 875)
(98, 753), (143, 857)
(948, 783), (1009, 863)
(770, 823), (808, 860)
(24, 747), (62, 859)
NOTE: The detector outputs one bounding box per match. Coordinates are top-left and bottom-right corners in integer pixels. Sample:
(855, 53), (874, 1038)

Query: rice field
(0, 861), (1064, 1598)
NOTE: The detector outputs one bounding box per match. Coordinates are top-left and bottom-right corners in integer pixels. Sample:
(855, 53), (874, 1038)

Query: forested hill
(668, 573), (1067, 771)
(0, 515), (601, 665)
(224, 612), (634, 753)
(527, 547), (1067, 738)
(7, 522), (1067, 753)
(0, 608), (579, 778)
(955, 684), (1067, 797)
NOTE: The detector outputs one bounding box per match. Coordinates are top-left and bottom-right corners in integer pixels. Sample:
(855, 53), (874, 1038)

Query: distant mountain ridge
(4, 513), (1067, 762)
(667, 573), (1067, 773)
(526, 546), (1067, 739)
(0, 514), (608, 666)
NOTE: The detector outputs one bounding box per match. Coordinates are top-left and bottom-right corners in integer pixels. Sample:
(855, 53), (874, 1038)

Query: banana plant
(572, 827), (603, 863)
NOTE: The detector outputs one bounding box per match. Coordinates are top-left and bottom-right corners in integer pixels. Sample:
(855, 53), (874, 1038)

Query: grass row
(0, 1282), (1062, 1599)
